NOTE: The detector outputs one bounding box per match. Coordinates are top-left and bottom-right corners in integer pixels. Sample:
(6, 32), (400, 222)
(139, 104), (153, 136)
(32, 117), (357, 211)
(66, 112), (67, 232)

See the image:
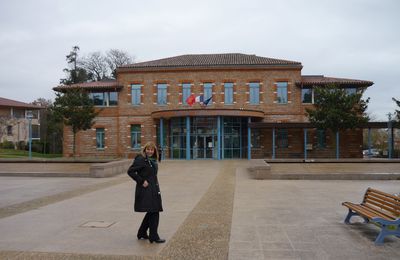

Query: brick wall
(63, 67), (363, 158)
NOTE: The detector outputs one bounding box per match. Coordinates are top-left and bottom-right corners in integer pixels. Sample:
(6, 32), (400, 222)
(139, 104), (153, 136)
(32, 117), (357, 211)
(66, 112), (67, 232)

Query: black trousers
(138, 212), (160, 240)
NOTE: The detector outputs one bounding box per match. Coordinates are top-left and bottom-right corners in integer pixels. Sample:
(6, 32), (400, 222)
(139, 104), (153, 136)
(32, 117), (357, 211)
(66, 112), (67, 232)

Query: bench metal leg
(344, 209), (357, 224)
(372, 218), (400, 245)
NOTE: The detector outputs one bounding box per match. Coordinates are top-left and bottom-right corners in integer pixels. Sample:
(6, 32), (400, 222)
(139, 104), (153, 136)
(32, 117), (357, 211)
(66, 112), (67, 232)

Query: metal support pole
(336, 131), (339, 159)
(186, 116), (190, 160)
(304, 128), (308, 160)
(272, 128), (276, 159)
(28, 118), (32, 159)
(368, 128), (371, 158)
(217, 116), (221, 160)
(388, 121), (392, 159)
(160, 118), (164, 160)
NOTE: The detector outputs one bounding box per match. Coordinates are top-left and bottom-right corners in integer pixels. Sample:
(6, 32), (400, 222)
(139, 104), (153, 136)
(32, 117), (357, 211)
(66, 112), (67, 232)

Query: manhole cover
(80, 221), (116, 228)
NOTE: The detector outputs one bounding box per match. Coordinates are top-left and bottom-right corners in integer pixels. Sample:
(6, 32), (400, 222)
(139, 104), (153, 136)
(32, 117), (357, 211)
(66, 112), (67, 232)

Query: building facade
(0, 97), (41, 148)
(54, 53), (373, 159)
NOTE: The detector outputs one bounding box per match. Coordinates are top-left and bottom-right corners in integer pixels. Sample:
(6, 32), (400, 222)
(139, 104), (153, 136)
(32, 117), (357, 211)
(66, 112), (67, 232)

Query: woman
(127, 142), (165, 243)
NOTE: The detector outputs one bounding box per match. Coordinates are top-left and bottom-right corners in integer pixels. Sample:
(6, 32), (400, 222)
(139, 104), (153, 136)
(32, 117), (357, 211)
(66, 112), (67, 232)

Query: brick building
(0, 97), (41, 148)
(54, 53), (373, 159)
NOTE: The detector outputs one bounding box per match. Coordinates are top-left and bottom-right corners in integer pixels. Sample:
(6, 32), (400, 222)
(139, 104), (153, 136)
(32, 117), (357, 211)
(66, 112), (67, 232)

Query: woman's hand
(143, 180), (149, 188)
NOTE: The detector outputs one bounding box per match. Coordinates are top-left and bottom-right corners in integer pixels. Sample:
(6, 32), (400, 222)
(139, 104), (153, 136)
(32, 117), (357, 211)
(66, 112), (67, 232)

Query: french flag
(186, 94), (212, 107)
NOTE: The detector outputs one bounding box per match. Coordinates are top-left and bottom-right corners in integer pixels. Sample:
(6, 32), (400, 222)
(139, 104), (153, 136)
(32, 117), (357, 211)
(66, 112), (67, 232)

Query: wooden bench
(342, 187), (400, 244)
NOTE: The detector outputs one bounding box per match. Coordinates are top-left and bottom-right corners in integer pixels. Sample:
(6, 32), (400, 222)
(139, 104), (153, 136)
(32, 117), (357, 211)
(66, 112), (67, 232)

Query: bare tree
(80, 52), (109, 81)
(106, 49), (134, 78)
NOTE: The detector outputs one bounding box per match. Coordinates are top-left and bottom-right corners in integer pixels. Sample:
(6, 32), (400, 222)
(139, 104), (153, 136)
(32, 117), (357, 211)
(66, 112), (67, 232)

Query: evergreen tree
(306, 84), (370, 158)
(53, 89), (97, 156)
(393, 98), (400, 121)
(306, 84), (370, 132)
(60, 46), (90, 85)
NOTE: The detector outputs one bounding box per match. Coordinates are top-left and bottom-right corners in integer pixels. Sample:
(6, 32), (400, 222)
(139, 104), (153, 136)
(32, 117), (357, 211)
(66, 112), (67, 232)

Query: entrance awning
(151, 108), (264, 119)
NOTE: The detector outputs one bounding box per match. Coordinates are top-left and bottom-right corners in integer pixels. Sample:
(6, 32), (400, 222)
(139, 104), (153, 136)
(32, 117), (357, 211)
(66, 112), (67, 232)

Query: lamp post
(26, 110), (33, 159)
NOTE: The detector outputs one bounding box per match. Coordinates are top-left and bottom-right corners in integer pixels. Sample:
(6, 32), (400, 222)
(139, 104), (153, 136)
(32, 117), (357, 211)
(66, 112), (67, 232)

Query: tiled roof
(120, 53), (302, 70)
(297, 75), (373, 86)
(53, 80), (122, 91)
(0, 97), (42, 108)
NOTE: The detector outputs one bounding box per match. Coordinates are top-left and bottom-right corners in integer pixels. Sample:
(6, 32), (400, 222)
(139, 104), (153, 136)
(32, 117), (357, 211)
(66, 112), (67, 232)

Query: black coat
(127, 154), (163, 212)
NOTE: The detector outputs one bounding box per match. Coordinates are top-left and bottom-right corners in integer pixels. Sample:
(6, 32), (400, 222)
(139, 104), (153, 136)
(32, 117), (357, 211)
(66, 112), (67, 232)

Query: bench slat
(342, 202), (382, 219)
(365, 195), (400, 217)
(366, 189), (400, 207)
(367, 187), (400, 201)
(365, 192), (400, 214)
(363, 204), (397, 220)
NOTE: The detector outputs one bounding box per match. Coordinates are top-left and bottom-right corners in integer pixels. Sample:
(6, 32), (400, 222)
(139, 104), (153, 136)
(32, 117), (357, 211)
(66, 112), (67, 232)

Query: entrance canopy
(151, 108), (264, 119)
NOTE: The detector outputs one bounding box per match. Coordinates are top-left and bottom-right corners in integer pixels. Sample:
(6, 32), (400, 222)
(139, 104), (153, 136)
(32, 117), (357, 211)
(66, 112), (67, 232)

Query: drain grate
(80, 221), (116, 228)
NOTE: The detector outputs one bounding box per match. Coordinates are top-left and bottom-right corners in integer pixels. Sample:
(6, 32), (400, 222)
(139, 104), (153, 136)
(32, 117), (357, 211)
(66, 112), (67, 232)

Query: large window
(224, 82), (233, 104)
(13, 109), (25, 118)
(203, 83), (213, 101)
(345, 87), (357, 95)
(182, 83), (191, 105)
(223, 117), (242, 158)
(89, 92), (118, 106)
(96, 128), (105, 149)
(131, 84), (141, 105)
(251, 128), (261, 148)
(317, 129), (326, 148)
(249, 82), (260, 104)
(170, 118), (187, 159)
(277, 129), (288, 148)
(157, 83), (167, 105)
(7, 126), (12, 136)
(32, 125), (40, 139)
(276, 82), (288, 104)
(130, 125), (141, 149)
(302, 87), (313, 103)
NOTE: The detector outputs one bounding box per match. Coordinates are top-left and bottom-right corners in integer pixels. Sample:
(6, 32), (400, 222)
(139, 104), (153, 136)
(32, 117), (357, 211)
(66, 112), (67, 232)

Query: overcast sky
(0, 0), (399, 120)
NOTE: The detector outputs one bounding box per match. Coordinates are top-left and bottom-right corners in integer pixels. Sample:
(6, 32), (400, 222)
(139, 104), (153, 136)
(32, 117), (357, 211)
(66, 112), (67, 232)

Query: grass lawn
(0, 149), (62, 158)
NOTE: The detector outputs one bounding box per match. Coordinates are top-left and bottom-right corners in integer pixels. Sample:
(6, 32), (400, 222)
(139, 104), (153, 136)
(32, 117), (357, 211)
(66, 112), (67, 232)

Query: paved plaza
(0, 161), (399, 259)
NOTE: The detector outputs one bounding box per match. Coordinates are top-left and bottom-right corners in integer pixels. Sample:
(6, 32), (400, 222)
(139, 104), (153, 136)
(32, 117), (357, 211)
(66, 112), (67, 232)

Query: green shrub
(0, 140), (15, 149)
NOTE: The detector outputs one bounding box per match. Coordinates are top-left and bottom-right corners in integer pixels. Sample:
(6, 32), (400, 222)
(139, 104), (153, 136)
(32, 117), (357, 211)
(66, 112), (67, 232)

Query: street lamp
(26, 110), (33, 159)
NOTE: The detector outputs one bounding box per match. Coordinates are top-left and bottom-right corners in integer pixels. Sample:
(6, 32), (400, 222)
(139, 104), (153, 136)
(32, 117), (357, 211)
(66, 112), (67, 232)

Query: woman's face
(145, 147), (155, 157)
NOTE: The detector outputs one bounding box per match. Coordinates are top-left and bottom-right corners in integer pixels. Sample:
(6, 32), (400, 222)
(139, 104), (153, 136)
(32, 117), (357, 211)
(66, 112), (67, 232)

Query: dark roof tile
(0, 97), (42, 108)
(120, 53), (302, 69)
(297, 75), (373, 86)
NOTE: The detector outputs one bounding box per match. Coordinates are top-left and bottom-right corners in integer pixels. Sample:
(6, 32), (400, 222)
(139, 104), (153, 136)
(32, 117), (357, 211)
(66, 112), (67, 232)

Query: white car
(363, 149), (380, 157)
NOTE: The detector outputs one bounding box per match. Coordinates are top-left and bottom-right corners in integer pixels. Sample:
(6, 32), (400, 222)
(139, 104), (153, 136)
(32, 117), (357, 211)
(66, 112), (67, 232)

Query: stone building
(53, 53), (373, 159)
(0, 97), (41, 148)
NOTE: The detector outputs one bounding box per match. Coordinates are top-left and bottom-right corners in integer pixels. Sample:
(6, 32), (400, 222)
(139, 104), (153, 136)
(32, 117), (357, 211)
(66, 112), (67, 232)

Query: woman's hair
(141, 141), (159, 160)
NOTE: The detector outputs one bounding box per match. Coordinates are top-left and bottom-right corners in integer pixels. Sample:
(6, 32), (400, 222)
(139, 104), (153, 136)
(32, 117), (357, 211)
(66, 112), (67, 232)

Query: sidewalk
(0, 160), (399, 259)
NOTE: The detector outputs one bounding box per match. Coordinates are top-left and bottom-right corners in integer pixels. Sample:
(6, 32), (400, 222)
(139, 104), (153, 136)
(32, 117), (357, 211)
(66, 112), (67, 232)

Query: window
(345, 87), (357, 95)
(249, 82), (260, 104)
(276, 82), (288, 104)
(302, 87), (313, 103)
(89, 92), (118, 106)
(203, 83), (213, 101)
(131, 84), (141, 105)
(14, 109), (25, 118)
(108, 92), (118, 106)
(182, 83), (191, 105)
(32, 125), (40, 139)
(90, 92), (106, 106)
(7, 125), (12, 136)
(130, 125), (141, 149)
(157, 83), (167, 105)
(96, 128), (105, 149)
(317, 129), (326, 148)
(277, 129), (288, 148)
(251, 129), (261, 148)
(224, 82), (233, 104)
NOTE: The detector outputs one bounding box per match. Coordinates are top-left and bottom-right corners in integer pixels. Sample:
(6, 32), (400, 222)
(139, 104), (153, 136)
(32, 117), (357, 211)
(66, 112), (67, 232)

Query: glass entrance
(193, 135), (215, 159)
